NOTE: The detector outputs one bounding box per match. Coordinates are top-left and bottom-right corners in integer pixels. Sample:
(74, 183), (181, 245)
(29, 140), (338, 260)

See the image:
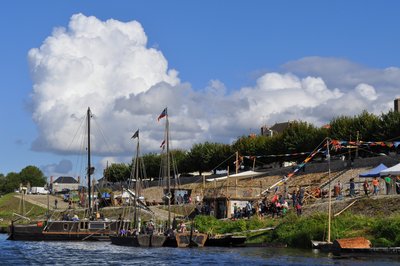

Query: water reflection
(1, 234), (400, 265)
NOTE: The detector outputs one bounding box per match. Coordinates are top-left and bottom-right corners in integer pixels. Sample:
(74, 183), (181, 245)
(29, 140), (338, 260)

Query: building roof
(270, 121), (291, 134)
(53, 176), (79, 184)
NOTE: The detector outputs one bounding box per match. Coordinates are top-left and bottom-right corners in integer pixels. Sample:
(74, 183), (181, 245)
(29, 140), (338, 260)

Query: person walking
(363, 180), (370, 197)
(372, 177), (379, 196)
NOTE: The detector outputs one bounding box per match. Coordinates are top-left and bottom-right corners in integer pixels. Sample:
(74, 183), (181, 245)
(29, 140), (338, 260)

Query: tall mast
(87, 107), (92, 215)
(166, 110), (171, 229)
(327, 138), (332, 243)
(133, 130), (140, 230)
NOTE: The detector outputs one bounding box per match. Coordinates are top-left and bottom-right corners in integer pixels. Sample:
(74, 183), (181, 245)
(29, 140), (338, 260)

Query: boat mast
(133, 130), (140, 230)
(166, 111), (171, 229)
(87, 107), (92, 215)
(327, 138), (332, 243)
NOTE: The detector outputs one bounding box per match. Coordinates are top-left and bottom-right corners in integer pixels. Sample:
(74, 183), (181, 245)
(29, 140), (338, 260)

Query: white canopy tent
(380, 163), (400, 176)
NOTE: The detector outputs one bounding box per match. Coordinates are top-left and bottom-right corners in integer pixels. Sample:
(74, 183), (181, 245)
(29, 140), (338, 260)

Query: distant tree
(142, 153), (161, 179)
(279, 121), (326, 153)
(329, 115), (356, 140)
(170, 149), (189, 174)
(329, 111), (379, 141)
(186, 142), (232, 175)
(103, 163), (130, 183)
(0, 173), (6, 193)
(377, 111), (400, 141)
(3, 172), (21, 193)
(19, 165), (46, 187)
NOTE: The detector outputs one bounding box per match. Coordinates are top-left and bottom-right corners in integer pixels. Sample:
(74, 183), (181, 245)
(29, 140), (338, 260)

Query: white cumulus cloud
(29, 14), (400, 166)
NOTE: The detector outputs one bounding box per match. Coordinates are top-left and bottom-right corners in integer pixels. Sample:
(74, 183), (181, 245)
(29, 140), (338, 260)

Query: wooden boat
(110, 129), (165, 247)
(9, 219), (122, 241)
(137, 234), (166, 247)
(8, 108), (123, 241)
(205, 235), (247, 247)
(175, 232), (208, 247)
(110, 235), (139, 246)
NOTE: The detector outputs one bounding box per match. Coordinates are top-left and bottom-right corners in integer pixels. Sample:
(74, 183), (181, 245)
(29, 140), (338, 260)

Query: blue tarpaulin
(359, 163), (388, 178)
(101, 192), (111, 198)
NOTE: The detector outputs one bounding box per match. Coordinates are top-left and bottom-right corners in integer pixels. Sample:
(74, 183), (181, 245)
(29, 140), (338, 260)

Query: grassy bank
(194, 212), (400, 248)
(0, 193), (47, 227)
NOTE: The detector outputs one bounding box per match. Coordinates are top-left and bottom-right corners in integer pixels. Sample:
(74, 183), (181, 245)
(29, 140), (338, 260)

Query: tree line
(0, 166), (47, 194)
(103, 110), (400, 182)
(2, 110), (400, 189)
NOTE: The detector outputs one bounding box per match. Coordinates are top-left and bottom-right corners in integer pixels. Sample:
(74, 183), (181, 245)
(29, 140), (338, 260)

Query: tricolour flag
(131, 129), (139, 139)
(157, 108), (167, 121)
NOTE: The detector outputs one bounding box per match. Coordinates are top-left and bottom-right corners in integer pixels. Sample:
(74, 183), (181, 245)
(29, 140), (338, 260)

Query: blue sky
(1, 1), (400, 180)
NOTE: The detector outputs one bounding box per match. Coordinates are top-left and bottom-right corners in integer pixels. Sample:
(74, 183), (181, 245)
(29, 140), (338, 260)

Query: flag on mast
(131, 129), (139, 139)
(160, 139), (166, 148)
(157, 108), (167, 121)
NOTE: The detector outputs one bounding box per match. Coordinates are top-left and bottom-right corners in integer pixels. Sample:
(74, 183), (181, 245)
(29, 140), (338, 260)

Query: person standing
(396, 176), (400, 194)
(372, 177), (379, 196)
(363, 180), (370, 197)
(54, 198), (58, 209)
(349, 178), (356, 198)
(291, 190), (297, 207)
(384, 175), (392, 195)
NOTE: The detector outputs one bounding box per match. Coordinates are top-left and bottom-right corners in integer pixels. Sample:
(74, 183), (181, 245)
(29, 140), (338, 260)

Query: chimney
(77, 176), (80, 184)
(395, 98), (400, 112)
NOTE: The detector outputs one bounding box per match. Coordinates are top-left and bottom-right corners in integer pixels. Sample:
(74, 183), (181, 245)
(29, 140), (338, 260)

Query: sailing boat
(8, 108), (122, 241)
(158, 108), (207, 248)
(110, 129), (166, 247)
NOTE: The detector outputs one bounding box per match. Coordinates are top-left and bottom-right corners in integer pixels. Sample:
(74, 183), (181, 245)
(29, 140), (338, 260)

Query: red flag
(157, 108), (167, 121)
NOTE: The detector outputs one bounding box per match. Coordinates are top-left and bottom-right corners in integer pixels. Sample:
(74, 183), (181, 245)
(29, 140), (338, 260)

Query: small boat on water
(9, 219), (122, 241)
(8, 108), (123, 241)
(110, 233), (166, 247)
(174, 231), (208, 248)
(109, 128), (166, 248)
(205, 235), (247, 247)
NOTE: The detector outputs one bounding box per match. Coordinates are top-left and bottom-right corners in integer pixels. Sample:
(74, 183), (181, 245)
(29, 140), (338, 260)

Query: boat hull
(110, 235), (139, 246)
(8, 220), (121, 241)
(175, 232), (208, 247)
(205, 235), (247, 247)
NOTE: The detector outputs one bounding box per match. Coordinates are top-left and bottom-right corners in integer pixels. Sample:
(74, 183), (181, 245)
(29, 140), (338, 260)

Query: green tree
(329, 111), (379, 141)
(280, 121), (325, 153)
(142, 153), (161, 179)
(3, 172), (21, 193)
(377, 111), (400, 141)
(19, 165), (46, 187)
(103, 163), (130, 183)
(186, 142), (232, 175)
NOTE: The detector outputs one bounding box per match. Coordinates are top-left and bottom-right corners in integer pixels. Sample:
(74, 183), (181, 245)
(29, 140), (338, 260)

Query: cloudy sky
(1, 1), (400, 180)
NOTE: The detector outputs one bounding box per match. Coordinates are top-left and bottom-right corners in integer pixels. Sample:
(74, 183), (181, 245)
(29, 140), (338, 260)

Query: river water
(1, 234), (399, 265)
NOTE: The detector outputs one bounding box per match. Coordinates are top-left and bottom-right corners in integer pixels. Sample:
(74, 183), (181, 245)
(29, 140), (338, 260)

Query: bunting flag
(157, 108), (167, 121)
(160, 139), (166, 148)
(131, 129), (139, 139)
(261, 140), (329, 196)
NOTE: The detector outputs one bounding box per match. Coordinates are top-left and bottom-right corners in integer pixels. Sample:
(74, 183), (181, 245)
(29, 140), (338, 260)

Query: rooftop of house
(53, 176), (79, 184)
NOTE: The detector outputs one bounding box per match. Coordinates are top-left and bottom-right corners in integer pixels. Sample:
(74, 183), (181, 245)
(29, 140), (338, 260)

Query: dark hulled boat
(205, 235), (247, 247)
(8, 108), (122, 241)
(9, 219), (123, 241)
